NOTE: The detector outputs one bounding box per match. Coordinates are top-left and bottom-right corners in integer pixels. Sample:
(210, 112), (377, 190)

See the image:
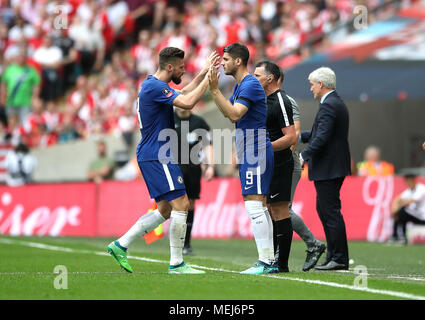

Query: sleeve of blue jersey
(152, 82), (180, 106)
(235, 79), (261, 109)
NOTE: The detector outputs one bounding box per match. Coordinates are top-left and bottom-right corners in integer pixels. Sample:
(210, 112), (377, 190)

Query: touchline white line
(1, 238), (424, 300)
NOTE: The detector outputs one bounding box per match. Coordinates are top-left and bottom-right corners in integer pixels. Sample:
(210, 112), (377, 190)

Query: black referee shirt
(266, 89), (294, 164)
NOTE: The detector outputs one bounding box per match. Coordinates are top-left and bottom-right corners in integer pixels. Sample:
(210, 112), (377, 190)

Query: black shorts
(180, 164), (202, 199)
(267, 157), (294, 204)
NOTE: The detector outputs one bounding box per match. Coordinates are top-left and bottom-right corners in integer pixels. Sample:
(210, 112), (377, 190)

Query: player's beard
(224, 64), (236, 77)
(172, 74), (182, 85)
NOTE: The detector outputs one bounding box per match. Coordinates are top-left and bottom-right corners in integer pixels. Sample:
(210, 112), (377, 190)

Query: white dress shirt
(320, 90), (335, 104)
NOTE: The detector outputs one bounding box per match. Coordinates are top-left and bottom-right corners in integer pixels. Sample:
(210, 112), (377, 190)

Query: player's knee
(270, 202), (290, 220)
(181, 197), (190, 212)
(171, 194), (190, 212)
(157, 202), (172, 219)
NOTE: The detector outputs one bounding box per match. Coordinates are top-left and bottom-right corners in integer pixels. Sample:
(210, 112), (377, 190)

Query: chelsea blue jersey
(136, 75), (180, 162)
(229, 74), (271, 163)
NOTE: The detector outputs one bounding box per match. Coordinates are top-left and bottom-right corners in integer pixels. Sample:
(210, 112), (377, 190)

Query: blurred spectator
(107, 0), (130, 34)
(0, 119), (11, 145)
(0, 23), (8, 55)
(389, 174), (425, 244)
(68, 15), (105, 74)
(4, 142), (37, 186)
(33, 34), (63, 102)
(130, 29), (156, 76)
(87, 139), (115, 183)
(3, 37), (30, 64)
(127, 0), (156, 35)
(0, 120), (13, 182)
(103, 0), (135, 49)
(160, 21), (192, 53)
(109, 51), (128, 78)
(107, 75), (132, 112)
(67, 74), (94, 134)
(43, 101), (63, 145)
(1, 0), (16, 28)
(96, 0), (115, 58)
(116, 100), (138, 150)
(114, 157), (141, 181)
(321, 8), (348, 43)
(53, 28), (78, 94)
(7, 15), (36, 42)
(267, 14), (305, 60)
(5, 113), (25, 146)
(357, 145), (394, 176)
(19, 0), (44, 26)
(57, 111), (81, 143)
(125, 57), (139, 82)
(1, 48), (41, 124)
(93, 81), (114, 119)
(76, 0), (97, 23)
(22, 97), (47, 148)
(261, 0), (281, 30)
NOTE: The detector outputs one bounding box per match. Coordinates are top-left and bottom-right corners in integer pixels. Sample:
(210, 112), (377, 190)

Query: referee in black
(174, 108), (215, 255)
(254, 61), (297, 272)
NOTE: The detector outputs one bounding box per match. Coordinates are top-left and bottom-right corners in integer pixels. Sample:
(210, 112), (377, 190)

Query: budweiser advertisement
(0, 177), (424, 241)
(0, 183), (97, 236)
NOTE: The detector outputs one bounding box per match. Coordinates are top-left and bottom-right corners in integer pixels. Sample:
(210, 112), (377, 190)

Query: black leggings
(393, 207), (425, 238)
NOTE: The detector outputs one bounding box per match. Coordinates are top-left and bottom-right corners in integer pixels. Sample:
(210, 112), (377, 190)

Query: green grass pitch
(0, 235), (424, 300)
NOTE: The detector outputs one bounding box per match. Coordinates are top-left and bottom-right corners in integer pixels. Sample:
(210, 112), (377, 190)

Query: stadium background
(0, 0), (424, 242)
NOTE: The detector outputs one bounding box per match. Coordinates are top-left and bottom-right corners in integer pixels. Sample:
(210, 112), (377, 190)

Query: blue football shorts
(238, 142), (274, 196)
(138, 160), (187, 202)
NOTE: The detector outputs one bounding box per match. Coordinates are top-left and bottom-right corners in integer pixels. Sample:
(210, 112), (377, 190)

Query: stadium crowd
(0, 0), (408, 153)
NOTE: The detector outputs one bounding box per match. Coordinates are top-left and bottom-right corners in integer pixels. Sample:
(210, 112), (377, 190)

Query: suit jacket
(301, 91), (351, 181)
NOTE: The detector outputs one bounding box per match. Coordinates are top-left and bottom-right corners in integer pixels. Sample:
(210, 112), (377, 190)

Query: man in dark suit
(299, 67), (351, 271)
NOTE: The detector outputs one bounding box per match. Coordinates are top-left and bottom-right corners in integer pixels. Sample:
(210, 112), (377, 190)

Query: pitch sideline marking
(1, 238), (424, 300)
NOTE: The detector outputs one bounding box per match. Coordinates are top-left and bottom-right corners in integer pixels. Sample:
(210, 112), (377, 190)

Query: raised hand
(208, 65), (220, 92)
(204, 51), (220, 71)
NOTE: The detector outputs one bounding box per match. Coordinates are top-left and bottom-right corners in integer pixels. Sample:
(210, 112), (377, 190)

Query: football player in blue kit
(208, 43), (278, 274)
(107, 47), (219, 274)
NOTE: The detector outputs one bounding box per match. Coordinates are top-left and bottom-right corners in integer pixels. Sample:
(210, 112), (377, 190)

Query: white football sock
(263, 206), (274, 236)
(169, 210), (187, 266)
(263, 206), (276, 263)
(117, 209), (166, 248)
(245, 201), (274, 265)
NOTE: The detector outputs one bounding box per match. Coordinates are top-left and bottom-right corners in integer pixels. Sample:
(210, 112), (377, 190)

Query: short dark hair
(279, 67), (284, 83)
(255, 60), (282, 83)
(223, 43), (249, 66)
(158, 47), (185, 70)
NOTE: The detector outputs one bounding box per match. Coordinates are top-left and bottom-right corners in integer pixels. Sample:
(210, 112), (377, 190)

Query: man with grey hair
(299, 66), (351, 271)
